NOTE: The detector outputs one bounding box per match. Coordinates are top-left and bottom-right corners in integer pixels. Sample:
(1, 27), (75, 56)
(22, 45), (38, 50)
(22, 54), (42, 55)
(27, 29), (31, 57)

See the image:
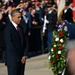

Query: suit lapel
(9, 22), (22, 42)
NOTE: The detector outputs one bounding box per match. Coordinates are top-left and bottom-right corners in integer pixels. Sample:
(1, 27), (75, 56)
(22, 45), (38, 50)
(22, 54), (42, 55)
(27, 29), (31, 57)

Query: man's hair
(11, 9), (21, 16)
(66, 40), (75, 52)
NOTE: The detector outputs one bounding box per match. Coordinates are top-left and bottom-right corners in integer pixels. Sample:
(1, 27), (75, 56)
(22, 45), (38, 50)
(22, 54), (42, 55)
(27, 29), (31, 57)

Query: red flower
(55, 55), (59, 59)
(59, 31), (63, 34)
(53, 48), (56, 51)
(51, 62), (55, 65)
(52, 42), (54, 45)
(59, 46), (63, 50)
(59, 31), (64, 37)
(57, 40), (60, 43)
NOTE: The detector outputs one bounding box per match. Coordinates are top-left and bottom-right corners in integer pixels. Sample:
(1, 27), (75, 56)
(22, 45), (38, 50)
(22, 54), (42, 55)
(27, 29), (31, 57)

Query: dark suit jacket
(62, 8), (73, 23)
(20, 16), (29, 36)
(46, 10), (57, 32)
(24, 11), (32, 28)
(4, 22), (27, 66)
(20, 16), (30, 53)
(2, 13), (11, 24)
(31, 13), (41, 28)
(0, 20), (6, 48)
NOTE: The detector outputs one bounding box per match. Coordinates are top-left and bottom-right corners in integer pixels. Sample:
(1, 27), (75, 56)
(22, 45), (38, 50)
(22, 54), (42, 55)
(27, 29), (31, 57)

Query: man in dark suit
(20, 9), (30, 54)
(46, 6), (57, 48)
(23, 5), (32, 28)
(4, 9), (27, 75)
(0, 13), (6, 62)
(30, 8), (42, 51)
(20, 9), (31, 35)
(62, 2), (73, 23)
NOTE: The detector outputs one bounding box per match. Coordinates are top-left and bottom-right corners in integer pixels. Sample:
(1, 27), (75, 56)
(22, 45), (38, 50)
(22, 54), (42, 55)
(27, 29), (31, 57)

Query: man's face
(65, 6), (68, 9)
(12, 12), (21, 25)
(67, 48), (75, 74)
(31, 9), (36, 14)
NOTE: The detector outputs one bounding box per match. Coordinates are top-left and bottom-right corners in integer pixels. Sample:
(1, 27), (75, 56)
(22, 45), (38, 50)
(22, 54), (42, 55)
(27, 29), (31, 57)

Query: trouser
(7, 63), (25, 75)
(0, 48), (5, 61)
(47, 32), (52, 49)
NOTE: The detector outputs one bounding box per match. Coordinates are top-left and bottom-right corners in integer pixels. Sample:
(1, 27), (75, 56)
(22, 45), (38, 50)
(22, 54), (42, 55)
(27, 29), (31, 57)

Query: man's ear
(11, 16), (14, 21)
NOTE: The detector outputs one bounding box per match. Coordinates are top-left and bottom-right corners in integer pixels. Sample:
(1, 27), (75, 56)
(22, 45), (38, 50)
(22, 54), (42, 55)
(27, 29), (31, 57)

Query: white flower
(68, 33), (69, 36)
(64, 60), (66, 62)
(63, 22), (65, 25)
(55, 35), (57, 38)
(64, 26), (68, 31)
(55, 38), (59, 42)
(57, 29), (62, 31)
(51, 48), (54, 52)
(48, 55), (51, 60)
(58, 51), (61, 54)
(59, 71), (62, 74)
(60, 39), (64, 43)
(53, 45), (56, 47)
(52, 55), (54, 57)
(58, 25), (63, 28)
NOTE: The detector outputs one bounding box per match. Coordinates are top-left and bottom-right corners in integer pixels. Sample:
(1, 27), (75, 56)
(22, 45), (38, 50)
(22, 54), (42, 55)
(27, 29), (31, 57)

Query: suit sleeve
(28, 13), (32, 28)
(23, 37), (28, 57)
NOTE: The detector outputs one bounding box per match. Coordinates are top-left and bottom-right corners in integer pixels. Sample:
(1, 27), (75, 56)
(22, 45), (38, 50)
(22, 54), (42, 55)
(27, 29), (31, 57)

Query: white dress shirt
(23, 12), (28, 23)
(64, 9), (67, 13)
(8, 14), (12, 22)
(22, 15), (28, 24)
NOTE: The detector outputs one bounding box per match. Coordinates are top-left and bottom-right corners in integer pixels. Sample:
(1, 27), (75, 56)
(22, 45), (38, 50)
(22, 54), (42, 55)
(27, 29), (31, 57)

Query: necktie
(17, 26), (23, 44)
(17, 26), (21, 37)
